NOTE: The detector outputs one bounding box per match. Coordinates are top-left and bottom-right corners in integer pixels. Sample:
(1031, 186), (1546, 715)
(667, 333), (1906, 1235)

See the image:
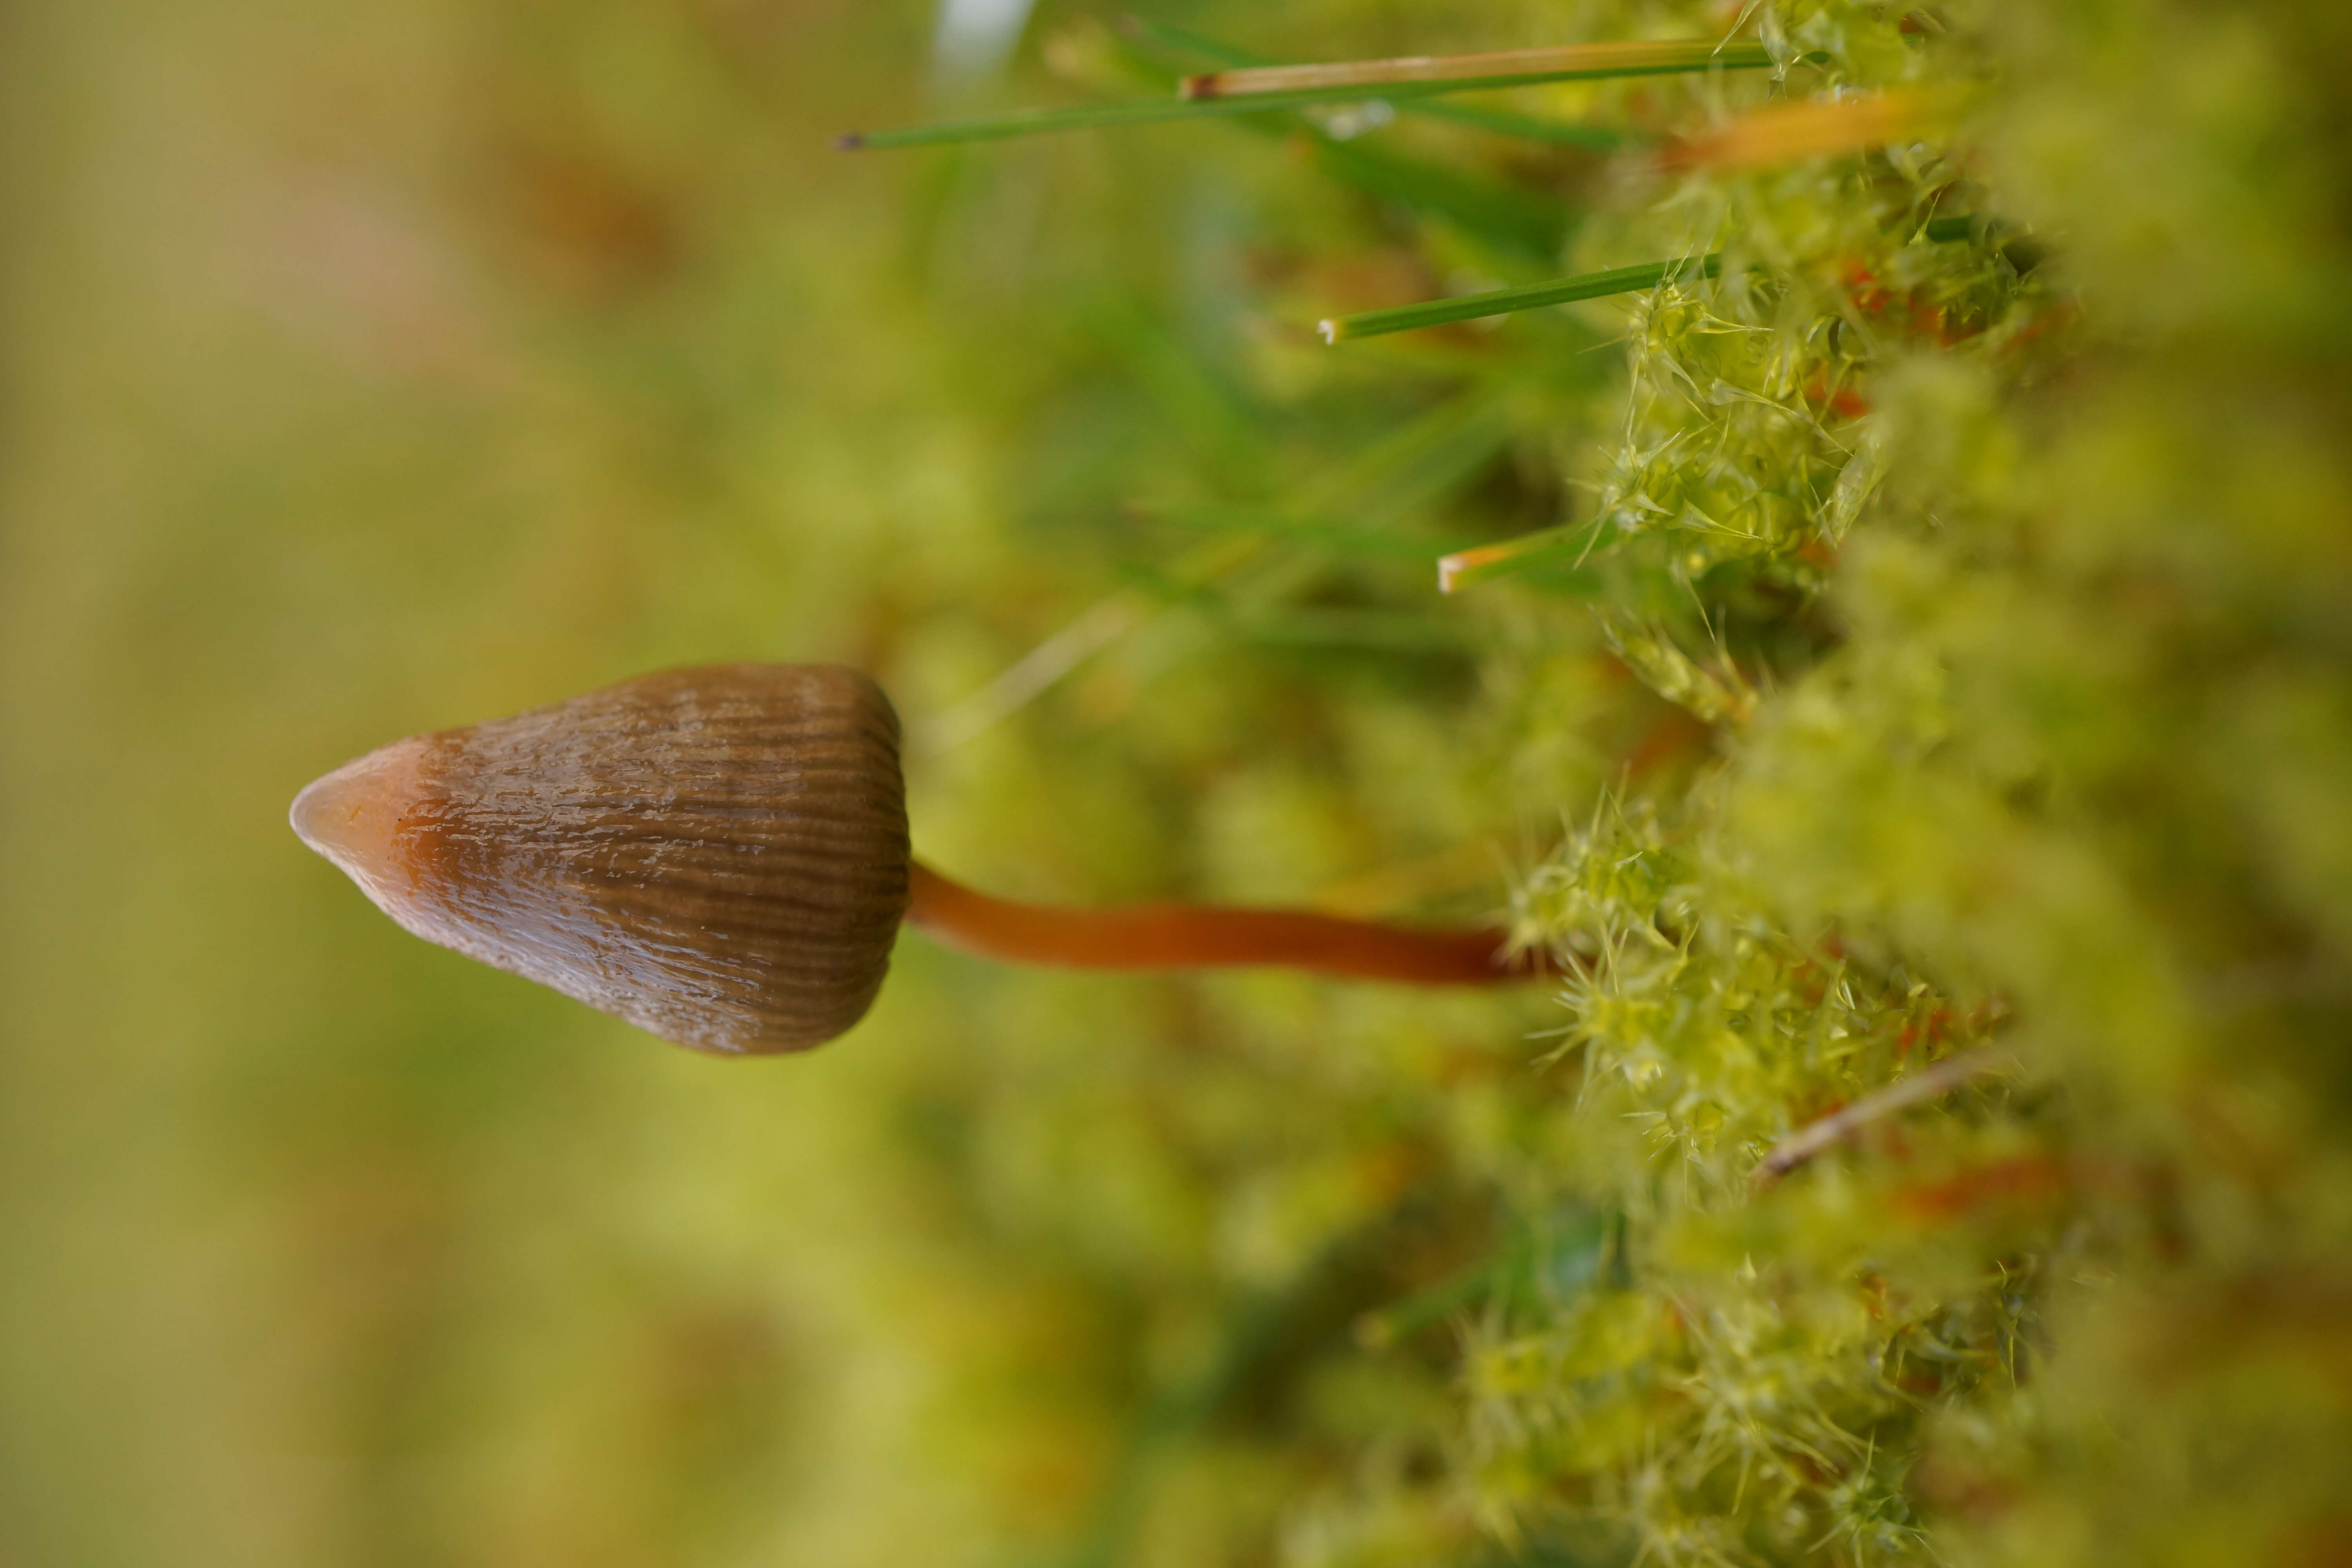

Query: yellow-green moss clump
(1376, 2), (2352, 1564)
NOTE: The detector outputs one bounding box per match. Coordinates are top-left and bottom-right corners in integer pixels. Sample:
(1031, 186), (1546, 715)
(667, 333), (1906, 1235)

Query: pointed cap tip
(290, 738), (432, 896)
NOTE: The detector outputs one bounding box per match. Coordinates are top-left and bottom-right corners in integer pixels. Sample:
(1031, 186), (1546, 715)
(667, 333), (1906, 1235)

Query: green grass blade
(1221, 605), (1472, 654)
(1412, 99), (1639, 151)
(838, 45), (1768, 151)
(837, 96), (1284, 150)
(1321, 253), (1722, 343)
(1301, 392), (1515, 523)
(1116, 16), (1258, 66)
(1145, 501), (1480, 563)
(1308, 134), (1572, 260)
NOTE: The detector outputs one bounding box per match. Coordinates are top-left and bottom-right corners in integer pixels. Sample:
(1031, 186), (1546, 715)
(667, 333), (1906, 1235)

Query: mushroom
(291, 663), (1548, 1054)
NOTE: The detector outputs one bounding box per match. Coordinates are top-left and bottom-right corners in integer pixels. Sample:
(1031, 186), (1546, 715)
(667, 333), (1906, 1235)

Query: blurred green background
(1, 2), (1625, 1563)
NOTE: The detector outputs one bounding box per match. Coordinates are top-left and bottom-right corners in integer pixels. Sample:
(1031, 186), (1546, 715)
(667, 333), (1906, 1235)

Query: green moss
(1417, 1), (2352, 1563)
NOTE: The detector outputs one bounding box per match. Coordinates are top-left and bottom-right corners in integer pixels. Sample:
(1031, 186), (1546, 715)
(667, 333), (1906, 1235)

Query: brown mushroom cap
(290, 664), (910, 1054)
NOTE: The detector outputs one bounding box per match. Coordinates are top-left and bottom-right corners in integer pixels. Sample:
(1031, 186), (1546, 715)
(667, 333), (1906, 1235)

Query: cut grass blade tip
(1321, 254), (1722, 345)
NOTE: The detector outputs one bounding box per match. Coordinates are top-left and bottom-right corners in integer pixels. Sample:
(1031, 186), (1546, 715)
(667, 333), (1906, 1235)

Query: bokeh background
(2, 2), (1627, 1563)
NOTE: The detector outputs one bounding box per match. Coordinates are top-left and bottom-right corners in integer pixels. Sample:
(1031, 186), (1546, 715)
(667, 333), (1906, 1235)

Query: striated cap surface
(291, 664), (910, 1053)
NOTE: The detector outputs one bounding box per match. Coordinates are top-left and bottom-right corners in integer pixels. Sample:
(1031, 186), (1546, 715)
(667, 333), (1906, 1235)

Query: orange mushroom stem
(905, 861), (1546, 985)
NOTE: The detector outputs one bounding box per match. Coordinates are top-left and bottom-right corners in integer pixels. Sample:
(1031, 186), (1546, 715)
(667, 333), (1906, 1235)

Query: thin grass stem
(838, 95), (1313, 150)
(1321, 254), (1721, 344)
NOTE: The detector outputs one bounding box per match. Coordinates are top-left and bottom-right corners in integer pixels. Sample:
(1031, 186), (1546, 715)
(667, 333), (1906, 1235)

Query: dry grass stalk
(1754, 1047), (2002, 1183)
(1657, 90), (1935, 172)
(1181, 40), (1760, 100)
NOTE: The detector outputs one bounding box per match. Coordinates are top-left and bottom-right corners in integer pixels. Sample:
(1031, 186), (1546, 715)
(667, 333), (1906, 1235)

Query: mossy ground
(4, 1), (2349, 1565)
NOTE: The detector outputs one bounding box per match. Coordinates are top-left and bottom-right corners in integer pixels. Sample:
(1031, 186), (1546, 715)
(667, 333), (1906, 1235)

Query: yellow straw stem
(1659, 90), (1944, 171)
(1181, 40), (1767, 100)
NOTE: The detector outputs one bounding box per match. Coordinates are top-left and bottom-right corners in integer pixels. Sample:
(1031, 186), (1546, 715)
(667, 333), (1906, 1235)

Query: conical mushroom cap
(291, 664), (910, 1054)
